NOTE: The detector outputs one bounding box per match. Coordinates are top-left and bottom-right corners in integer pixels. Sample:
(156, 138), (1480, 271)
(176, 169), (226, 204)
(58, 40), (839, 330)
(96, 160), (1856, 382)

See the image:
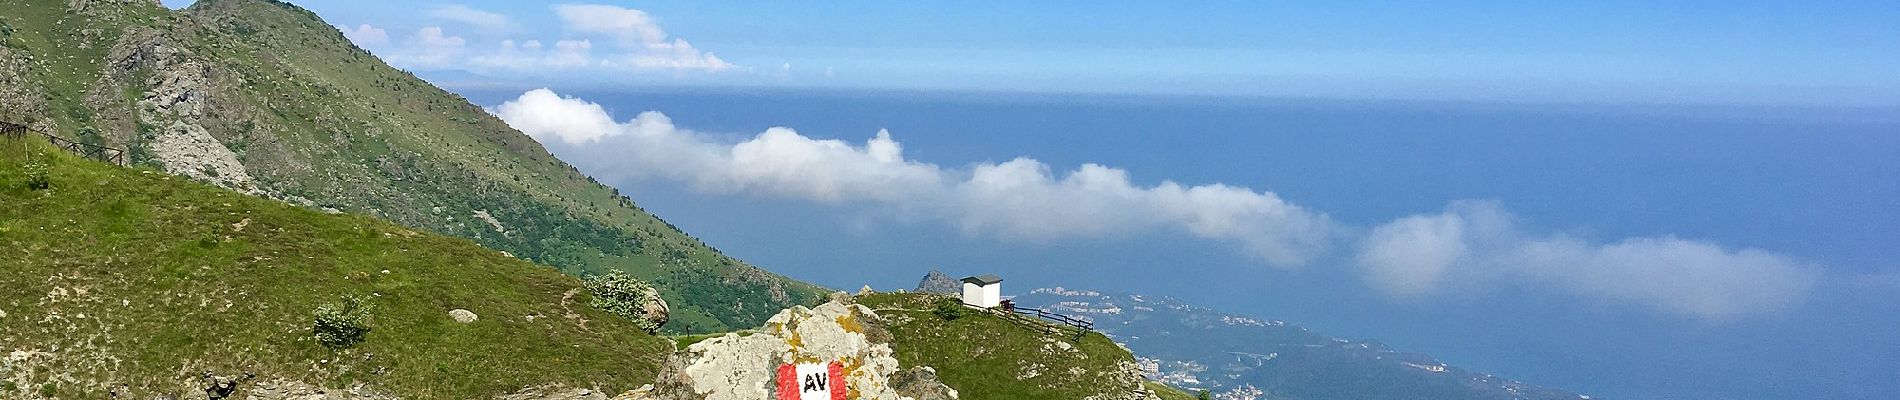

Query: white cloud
(339, 24), (389, 47)
(554, 4), (666, 43)
(494, 89), (1336, 266)
(1357, 209), (1474, 297)
(490, 89), (623, 143)
(348, 5), (733, 73)
(469, 38), (594, 70)
(495, 89), (1823, 319)
(953, 160), (1334, 265)
(414, 26), (466, 48)
(613, 38), (733, 70)
(427, 4), (514, 31)
(1356, 201), (1817, 320)
(549, 39), (596, 67)
(495, 89), (943, 203)
(551, 4), (735, 71)
(387, 26), (468, 69)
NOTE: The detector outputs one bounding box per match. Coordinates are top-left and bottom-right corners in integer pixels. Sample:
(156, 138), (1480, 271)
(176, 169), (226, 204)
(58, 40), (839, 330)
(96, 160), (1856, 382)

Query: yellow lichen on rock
(837, 314), (864, 334)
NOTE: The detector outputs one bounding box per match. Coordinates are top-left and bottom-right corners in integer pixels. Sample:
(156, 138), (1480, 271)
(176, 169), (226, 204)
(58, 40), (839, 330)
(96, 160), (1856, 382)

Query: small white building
(960, 274), (1003, 308)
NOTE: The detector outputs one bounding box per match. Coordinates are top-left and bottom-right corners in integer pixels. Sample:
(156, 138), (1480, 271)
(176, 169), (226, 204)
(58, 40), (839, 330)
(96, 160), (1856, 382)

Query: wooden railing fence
(1008, 305), (1096, 331)
(2, 121), (127, 166)
(961, 301), (1096, 339)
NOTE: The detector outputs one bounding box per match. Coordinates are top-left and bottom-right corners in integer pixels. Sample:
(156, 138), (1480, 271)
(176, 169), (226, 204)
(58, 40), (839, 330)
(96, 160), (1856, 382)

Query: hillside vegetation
(859, 293), (1196, 400)
(0, 0), (826, 332)
(0, 138), (1195, 398)
(0, 137), (671, 398)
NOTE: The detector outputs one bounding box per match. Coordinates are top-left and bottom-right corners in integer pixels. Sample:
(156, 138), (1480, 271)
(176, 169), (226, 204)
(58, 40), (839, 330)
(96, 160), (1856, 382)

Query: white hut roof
(961, 274), (1002, 285)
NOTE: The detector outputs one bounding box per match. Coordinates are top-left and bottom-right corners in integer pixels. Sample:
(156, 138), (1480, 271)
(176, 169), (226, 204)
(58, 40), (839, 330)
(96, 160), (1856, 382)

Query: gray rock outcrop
(201, 370), (253, 399)
(245, 379), (396, 400)
(889, 366), (958, 400)
(495, 385), (653, 400)
(0, 45), (55, 133)
(108, 28), (259, 192)
(914, 270), (959, 296)
(646, 300), (955, 400)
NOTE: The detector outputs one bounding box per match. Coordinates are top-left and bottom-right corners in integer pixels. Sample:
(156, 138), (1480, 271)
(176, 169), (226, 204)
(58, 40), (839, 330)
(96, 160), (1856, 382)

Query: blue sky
(167, 0), (1900, 105)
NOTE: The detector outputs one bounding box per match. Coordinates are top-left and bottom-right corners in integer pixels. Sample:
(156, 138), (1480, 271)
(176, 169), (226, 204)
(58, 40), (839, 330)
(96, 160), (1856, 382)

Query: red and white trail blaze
(776, 361), (847, 400)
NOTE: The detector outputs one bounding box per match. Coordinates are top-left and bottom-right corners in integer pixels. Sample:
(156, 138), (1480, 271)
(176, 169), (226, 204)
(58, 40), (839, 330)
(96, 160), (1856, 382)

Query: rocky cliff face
(646, 298), (956, 400)
(0, 46), (53, 133)
(108, 26), (260, 192)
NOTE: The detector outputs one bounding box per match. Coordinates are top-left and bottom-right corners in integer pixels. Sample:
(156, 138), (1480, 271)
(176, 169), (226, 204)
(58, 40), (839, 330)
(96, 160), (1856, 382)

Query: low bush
(313, 295), (373, 348)
(584, 270), (663, 334)
(23, 157), (49, 190)
(933, 300), (966, 321)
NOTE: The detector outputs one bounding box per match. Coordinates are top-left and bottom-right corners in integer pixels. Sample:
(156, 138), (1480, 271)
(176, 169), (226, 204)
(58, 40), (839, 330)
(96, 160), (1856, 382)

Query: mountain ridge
(0, 0), (826, 332)
(0, 135), (674, 398)
(0, 137), (1188, 398)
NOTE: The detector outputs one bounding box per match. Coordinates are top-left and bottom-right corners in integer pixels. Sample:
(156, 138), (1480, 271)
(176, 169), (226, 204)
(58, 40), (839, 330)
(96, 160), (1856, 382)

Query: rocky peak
(914, 269), (958, 295)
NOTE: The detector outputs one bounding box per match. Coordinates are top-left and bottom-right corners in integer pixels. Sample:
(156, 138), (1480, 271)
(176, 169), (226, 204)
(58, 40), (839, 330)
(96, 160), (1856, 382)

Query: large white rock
(449, 309), (478, 323)
(652, 300), (954, 400)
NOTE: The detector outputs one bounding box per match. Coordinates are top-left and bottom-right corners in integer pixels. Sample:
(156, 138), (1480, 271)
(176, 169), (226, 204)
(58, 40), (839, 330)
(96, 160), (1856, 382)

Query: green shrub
(583, 270), (663, 334)
(23, 157), (50, 190)
(313, 295), (373, 348)
(933, 300), (966, 321)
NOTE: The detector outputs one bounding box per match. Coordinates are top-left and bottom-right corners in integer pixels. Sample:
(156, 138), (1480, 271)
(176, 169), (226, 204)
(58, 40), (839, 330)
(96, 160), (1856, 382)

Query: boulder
(449, 309), (477, 323)
(890, 366), (959, 400)
(636, 285), (669, 332)
(584, 271), (668, 333)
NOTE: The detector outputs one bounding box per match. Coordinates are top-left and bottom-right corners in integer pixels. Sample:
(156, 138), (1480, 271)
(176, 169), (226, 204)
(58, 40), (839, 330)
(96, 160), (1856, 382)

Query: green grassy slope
(0, 0), (827, 332)
(859, 293), (1195, 400)
(0, 138), (670, 398)
(1150, 382), (1203, 400)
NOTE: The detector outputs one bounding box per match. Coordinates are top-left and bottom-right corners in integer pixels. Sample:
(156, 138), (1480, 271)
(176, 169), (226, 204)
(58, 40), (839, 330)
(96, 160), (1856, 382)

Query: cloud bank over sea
(495, 88), (1818, 320)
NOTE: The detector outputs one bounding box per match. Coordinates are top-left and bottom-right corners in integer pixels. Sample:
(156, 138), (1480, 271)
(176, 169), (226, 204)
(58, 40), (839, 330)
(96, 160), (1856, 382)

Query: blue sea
(457, 85), (1900, 400)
